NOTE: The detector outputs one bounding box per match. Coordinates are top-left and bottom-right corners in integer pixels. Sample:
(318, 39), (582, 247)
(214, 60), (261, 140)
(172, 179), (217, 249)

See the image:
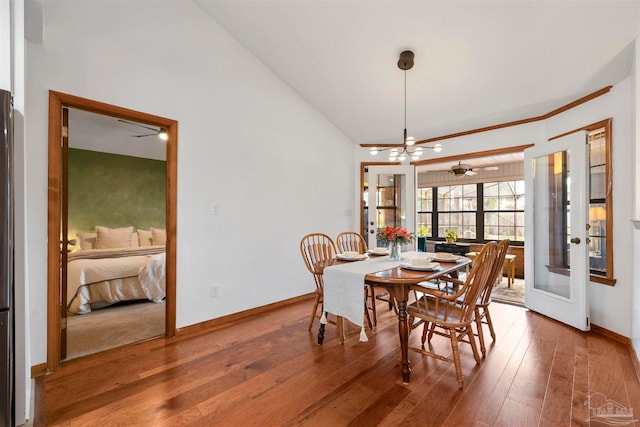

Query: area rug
(491, 277), (524, 305)
(66, 300), (165, 360)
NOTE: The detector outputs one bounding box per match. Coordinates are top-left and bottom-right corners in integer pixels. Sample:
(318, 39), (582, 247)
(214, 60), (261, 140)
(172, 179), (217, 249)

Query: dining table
(317, 251), (472, 385)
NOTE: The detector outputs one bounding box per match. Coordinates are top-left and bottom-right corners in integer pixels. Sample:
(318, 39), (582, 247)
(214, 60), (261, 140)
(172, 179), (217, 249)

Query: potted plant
(445, 230), (457, 244)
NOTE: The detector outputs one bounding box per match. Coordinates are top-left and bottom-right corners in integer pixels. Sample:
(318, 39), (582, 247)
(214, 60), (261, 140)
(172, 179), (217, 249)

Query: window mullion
(477, 183), (484, 241)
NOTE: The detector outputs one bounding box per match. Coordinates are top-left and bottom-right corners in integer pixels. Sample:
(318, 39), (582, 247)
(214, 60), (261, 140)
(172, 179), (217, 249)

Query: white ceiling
(68, 109), (167, 160)
(195, 0), (640, 147)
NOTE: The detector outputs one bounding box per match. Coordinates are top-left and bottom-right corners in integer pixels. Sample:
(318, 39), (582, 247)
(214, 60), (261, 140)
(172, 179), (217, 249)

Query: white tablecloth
(323, 253), (429, 341)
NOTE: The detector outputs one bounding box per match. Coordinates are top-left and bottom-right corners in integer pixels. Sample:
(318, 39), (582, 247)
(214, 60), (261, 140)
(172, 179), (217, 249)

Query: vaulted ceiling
(195, 1), (640, 147)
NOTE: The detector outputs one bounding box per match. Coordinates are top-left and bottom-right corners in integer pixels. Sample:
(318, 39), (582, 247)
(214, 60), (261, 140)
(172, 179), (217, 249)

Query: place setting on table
(336, 250), (369, 261)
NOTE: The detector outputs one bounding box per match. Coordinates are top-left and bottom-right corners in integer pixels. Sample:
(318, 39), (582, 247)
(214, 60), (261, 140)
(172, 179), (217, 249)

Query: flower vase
(389, 242), (401, 261)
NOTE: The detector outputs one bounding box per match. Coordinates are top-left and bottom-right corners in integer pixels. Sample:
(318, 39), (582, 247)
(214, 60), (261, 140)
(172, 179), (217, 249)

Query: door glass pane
(375, 173), (407, 247)
(417, 189), (432, 236)
(589, 129), (606, 200)
(363, 170), (369, 237)
(589, 202), (606, 273)
(532, 149), (571, 299)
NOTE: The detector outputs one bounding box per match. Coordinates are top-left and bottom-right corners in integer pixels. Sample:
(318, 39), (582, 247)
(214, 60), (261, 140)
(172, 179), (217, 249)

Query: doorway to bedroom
(47, 91), (177, 370)
(64, 108), (168, 359)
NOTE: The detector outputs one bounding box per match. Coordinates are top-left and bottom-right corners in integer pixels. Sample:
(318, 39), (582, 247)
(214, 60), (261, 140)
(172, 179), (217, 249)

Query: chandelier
(369, 50), (442, 161)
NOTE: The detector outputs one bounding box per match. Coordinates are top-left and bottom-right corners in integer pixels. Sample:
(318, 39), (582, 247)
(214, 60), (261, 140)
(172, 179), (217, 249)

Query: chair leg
(449, 329), (464, 389)
(485, 307), (496, 341)
(427, 322), (436, 343)
(308, 293), (320, 331)
(369, 285), (378, 326)
(466, 325), (481, 364)
(421, 322), (430, 347)
(364, 298), (373, 329)
(475, 308), (486, 357)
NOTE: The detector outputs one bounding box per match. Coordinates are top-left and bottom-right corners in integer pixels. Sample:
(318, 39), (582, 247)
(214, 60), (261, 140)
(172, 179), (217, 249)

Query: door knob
(570, 237), (581, 244)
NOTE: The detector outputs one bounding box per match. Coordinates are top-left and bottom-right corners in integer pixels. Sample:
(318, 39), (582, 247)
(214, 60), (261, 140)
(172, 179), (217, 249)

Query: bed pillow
(151, 227), (166, 246)
(95, 226), (134, 249)
(76, 232), (97, 250)
(137, 229), (153, 246)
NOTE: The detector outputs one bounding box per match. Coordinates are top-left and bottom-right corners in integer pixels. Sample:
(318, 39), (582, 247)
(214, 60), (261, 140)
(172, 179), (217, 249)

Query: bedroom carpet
(65, 300), (165, 360)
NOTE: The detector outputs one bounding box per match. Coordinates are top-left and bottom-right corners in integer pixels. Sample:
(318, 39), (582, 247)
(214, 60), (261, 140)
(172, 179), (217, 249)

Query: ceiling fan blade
(482, 166), (499, 171)
(466, 170), (478, 176)
(117, 118), (160, 133)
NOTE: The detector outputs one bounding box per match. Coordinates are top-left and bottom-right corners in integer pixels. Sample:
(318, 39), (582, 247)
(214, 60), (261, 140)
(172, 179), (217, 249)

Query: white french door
(524, 132), (590, 331)
(365, 165), (416, 250)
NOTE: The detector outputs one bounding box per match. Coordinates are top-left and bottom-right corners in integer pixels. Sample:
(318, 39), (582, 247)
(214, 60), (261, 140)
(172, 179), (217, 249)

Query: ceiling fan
(449, 161), (499, 177)
(117, 119), (168, 140)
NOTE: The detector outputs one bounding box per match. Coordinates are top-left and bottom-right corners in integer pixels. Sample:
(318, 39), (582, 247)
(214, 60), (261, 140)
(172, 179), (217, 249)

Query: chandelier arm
(371, 145), (438, 153)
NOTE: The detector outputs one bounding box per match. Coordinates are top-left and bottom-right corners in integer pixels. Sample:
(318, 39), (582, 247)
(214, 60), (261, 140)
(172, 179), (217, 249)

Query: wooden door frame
(47, 90), (178, 373)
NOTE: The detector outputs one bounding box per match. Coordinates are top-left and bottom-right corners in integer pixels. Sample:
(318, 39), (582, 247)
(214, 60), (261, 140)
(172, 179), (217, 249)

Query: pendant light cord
(403, 69), (407, 133)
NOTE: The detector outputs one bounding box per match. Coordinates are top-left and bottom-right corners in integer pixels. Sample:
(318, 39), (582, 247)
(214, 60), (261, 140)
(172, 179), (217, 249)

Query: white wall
(357, 77), (635, 337)
(26, 1), (355, 365)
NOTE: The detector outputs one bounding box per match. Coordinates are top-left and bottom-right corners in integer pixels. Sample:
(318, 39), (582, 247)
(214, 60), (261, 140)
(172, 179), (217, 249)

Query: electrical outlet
(210, 285), (219, 298)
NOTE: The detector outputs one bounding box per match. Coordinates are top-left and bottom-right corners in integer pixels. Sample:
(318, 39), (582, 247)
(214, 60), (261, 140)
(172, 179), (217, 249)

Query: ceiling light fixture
(369, 50), (442, 161)
(117, 119), (168, 141)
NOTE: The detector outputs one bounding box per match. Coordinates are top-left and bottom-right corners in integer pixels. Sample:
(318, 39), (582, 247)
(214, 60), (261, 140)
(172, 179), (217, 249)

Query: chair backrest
(300, 233), (337, 275)
(336, 232), (367, 254)
(478, 239), (511, 305)
(454, 241), (497, 321)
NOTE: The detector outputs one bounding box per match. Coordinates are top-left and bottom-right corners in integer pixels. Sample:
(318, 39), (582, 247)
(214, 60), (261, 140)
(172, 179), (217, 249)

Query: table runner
(323, 257), (403, 342)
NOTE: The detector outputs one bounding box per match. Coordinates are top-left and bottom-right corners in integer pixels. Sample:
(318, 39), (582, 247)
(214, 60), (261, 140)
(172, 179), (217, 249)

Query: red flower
(376, 226), (415, 245)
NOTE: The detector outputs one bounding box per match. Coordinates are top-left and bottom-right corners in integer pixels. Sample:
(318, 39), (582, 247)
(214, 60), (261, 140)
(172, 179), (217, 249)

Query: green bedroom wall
(68, 148), (166, 237)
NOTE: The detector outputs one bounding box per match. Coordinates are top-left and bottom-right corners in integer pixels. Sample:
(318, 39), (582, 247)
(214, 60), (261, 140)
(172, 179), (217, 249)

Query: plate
(337, 253), (368, 261)
(368, 249), (389, 256)
(400, 262), (441, 271)
(432, 254), (462, 263)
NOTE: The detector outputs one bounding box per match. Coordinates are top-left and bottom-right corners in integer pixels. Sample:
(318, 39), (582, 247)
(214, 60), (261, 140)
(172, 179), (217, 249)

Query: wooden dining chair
(473, 239), (510, 356)
(336, 231), (367, 254)
(336, 231), (381, 326)
(406, 241), (497, 389)
(300, 233), (343, 335)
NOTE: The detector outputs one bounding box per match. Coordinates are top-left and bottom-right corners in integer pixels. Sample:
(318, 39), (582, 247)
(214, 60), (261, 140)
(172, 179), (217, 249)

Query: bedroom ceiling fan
(117, 119), (168, 140)
(448, 161), (499, 177)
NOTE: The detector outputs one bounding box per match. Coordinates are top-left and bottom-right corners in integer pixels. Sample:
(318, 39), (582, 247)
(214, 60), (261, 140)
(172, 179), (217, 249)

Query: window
(437, 185), (477, 239)
(586, 121), (613, 284)
(416, 187), (433, 238)
(483, 180), (525, 241)
(417, 179), (524, 243)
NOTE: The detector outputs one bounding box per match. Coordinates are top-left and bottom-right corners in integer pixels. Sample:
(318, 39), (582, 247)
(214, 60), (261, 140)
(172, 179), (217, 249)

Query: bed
(66, 226), (167, 314)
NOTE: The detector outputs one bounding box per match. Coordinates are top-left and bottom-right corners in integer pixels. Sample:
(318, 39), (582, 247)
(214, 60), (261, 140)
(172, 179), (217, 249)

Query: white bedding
(67, 246), (166, 314)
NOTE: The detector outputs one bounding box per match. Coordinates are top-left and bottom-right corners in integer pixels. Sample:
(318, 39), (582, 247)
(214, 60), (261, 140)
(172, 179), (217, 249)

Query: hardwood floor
(35, 298), (640, 426)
